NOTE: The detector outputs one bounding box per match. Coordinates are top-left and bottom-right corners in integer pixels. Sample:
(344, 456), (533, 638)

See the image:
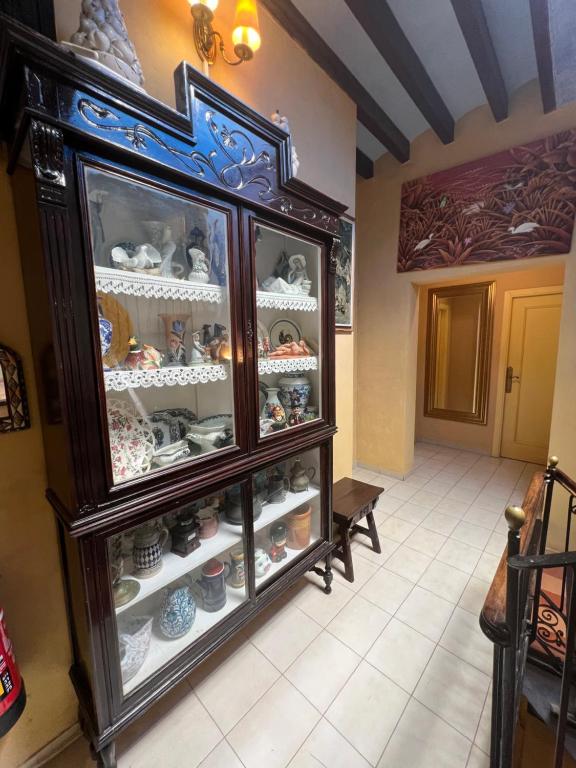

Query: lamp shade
(232, 0), (261, 53)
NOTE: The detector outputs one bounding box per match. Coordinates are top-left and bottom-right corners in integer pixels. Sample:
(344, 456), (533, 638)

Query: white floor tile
(475, 687), (492, 754)
(375, 495), (405, 514)
(405, 527), (447, 557)
(331, 554), (380, 593)
(458, 577), (490, 616)
(447, 487), (480, 504)
(473, 552), (501, 584)
(419, 560), (470, 604)
(451, 521), (491, 550)
(463, 506), (500, 530)
(327, 594), (391, 656)
(410, 490), (444, 509)
(360, 567), (414, 613)
(378, 517), (417, 543)
(440, 607), (494, 676)
(250, 604), (322, 672)
(194, 643), (280, 734)
(383, 544), (432, 583)
(467, 746), (490, 768)
(423, 480), (455, 497)
(290, 719), (371, 768)
(414, 646), (490, 741)
(435, 498), (471, 519)
(394, 502), (431, 525)
(228, 678), (320, 768)
(198, 741), (244, 768)
(437, 538), (482, 575)
(286, 632), (361, 713)
(421, 511), (459, 536)
(377, 698), (472, 768)
(366, 618), (435, 693)
(352, 535), (397, 565)
(396, 585), (455, 642)
(291, 578), (354, 627)
(386, 482), (421, 501)
(326, 661), (409, 765)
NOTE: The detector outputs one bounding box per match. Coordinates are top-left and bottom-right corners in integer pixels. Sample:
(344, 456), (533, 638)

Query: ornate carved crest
(30, 120), (66, 203)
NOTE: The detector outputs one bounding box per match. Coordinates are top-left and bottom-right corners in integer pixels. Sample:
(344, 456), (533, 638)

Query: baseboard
(19, 723), (81, 768)
(354, 462), (408, 480)
(416, 437), (491, 456)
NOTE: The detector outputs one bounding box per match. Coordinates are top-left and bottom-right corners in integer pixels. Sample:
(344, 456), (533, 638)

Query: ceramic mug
(132, 524), (169, 578)
(197, 506), (219, 539)
(227, 546), (245, 589)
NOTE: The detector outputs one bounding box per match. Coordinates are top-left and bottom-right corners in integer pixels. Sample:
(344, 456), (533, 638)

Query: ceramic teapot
(159, 581), (196, 639)
(132, 523), (169, 578)
(289, 459), (316, 493)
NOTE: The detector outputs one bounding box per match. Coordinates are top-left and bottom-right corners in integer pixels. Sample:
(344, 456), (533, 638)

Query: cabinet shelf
(258, 357), (318, 375)
(95, 266), (225, 304)
(254, 488), (320, 536)
(256, 291), (318, 312)
(104, 365), (228, 391)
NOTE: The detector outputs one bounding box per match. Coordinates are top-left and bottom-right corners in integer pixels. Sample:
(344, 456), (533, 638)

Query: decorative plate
(97, 292), (134, 369)
(269, 319), (302, 349)
(107, 399), (155, 483)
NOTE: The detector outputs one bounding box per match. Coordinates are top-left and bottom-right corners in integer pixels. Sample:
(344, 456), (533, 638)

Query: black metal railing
(481, 457), (576, 768)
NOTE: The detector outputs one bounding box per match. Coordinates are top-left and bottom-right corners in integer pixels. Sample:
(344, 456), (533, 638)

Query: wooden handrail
(480, 471), (546, 645)
(554, 467), (576, 496)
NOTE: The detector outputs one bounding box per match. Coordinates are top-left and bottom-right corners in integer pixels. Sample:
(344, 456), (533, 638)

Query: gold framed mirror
(424, 282), (494, 425)
(0, 343), (30, 433)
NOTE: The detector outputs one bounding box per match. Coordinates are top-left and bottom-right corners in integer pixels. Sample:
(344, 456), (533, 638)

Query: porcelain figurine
(271, 109), (300, 176)
(289, 459), (316, 493)
(197, 559), (228, 612)
(261, 387), (286, 427)
(288, 407), (305, 427)
(63, 0), (144, 88)
(132, 523), (169, 578)
(269, 522), (288, 562)
(123, 337), (163, 370)
(254, 547), (272, 578)
(262, 337), (271, 357)
(159, 314), (190, 366)
(111, 242), (162, 272)
(278, 374), (311, 413)
(170, 509), (201, 557)
(269, 339), (311, 359)
(187, 247), (210, 283)
(159, 582), (196, 639)
(261, 251), (309, 295)
(118, 615), (153, 684)
(189, 332), (206, 365)
(227, 546), (245, 589)
(303, 405), (319, 422)
(142, 221), (183, 279)
(208, 217), (227, 286)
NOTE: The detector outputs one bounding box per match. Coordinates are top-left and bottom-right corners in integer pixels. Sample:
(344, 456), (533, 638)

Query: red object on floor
(0, 608), (26, 737)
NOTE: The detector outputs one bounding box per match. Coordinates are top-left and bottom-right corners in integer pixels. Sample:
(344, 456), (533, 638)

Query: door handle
(505, 366), (520, 393)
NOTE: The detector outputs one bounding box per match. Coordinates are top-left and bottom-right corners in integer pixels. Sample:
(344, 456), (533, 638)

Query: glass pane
(107, 486), (249, 695)
(251, 447), (322, 589)
(85, 166), (236, 485)
(255, 225), (322, 439)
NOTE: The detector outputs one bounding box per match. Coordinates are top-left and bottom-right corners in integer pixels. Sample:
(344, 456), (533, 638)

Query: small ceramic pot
(227, 546), (245, 589)
(196, 504), (220, 539)
(197, 559), (229, 612)
(254, 547), (272, 578)
(286, 505), (312, 550)
(132, 524), (169, 578)
(159, 582), (196, 639)
(267, 474), (290, 504)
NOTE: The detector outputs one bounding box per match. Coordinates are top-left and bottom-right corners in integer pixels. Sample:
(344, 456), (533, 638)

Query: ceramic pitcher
(289, 459), (316, 493)
(132, 523), (169, 578)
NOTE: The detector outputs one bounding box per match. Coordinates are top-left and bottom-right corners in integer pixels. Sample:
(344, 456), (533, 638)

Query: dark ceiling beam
(343, 0), (454, 144)
(356, 149), (374, 179)
(259, 0), (410, 163)
(529, 0), (556, 112)
(449, 0), (508, 121)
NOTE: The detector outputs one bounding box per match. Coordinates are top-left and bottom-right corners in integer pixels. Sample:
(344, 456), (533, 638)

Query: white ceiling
(292, 0), (539, 160)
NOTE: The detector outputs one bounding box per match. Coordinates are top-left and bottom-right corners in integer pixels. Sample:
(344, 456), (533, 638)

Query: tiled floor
(47, 443), (541, 768)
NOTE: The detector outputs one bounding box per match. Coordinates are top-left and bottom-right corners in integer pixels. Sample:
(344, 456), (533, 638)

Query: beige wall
(356, 80), (576, 481)
(1, 3), (356, 765)
(415, 265), (565, 454)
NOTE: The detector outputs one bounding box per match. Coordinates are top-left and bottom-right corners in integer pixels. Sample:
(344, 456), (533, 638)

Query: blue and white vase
(278, 375), (311, 413)
(98, 306), (113, 365)
(159, 583), (196, 639)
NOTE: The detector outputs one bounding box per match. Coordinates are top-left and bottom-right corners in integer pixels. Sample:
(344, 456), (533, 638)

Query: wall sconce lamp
(189, 0), (261, 66)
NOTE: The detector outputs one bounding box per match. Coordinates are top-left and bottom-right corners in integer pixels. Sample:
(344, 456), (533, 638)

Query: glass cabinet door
(253, 223), (323, 440)
(107, 485), (249, 695)
(250, 447), (323, 589)
(84, 165), (238, 486)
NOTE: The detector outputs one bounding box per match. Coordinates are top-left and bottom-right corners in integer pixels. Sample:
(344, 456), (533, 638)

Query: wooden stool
(332, 478), (384, 583)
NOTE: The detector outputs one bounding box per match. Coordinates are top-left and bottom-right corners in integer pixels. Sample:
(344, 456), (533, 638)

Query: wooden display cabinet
(0, 15), (345, 767)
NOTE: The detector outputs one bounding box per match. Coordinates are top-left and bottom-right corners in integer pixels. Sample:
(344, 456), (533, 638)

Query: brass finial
(505, 505), (526, 531)
(548, 456), (559, 469)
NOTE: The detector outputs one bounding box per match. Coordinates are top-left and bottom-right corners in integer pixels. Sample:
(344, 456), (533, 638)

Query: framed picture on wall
(336, 215), (355, 333)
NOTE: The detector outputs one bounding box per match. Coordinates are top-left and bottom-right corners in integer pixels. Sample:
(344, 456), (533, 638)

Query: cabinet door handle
(505, 366), (520, 393)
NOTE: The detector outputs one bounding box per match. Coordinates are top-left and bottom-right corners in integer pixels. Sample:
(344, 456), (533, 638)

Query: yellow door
(501, 291), (562, 464)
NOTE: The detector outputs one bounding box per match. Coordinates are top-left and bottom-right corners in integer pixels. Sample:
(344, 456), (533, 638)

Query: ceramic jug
(227, 546), (245, 589)
(132, 524), (169, 578)
(159, 581), (196, 639)
(197, 559), (229, 612)
(286, 505), (312, 550)
(267, 473), (290, 503)
(289, 459), (316, 493)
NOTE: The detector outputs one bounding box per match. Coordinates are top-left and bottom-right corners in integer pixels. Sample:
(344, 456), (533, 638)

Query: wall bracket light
(189, 0), (261, 66)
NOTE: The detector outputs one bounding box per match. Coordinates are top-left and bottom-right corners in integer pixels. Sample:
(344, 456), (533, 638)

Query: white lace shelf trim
(256, 291), (318, 312)
(258, 357), (319, 375)
(94, 267), (225, 304)
(104, 365), (228, 391)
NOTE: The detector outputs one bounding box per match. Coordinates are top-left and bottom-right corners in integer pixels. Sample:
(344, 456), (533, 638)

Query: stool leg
(341, 525), (354, 582)
(366, 511), (381, 554)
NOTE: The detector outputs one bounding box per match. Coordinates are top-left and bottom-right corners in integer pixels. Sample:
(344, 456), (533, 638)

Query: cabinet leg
(323, 554), (333, 595)
(94, 742), (116, 768)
